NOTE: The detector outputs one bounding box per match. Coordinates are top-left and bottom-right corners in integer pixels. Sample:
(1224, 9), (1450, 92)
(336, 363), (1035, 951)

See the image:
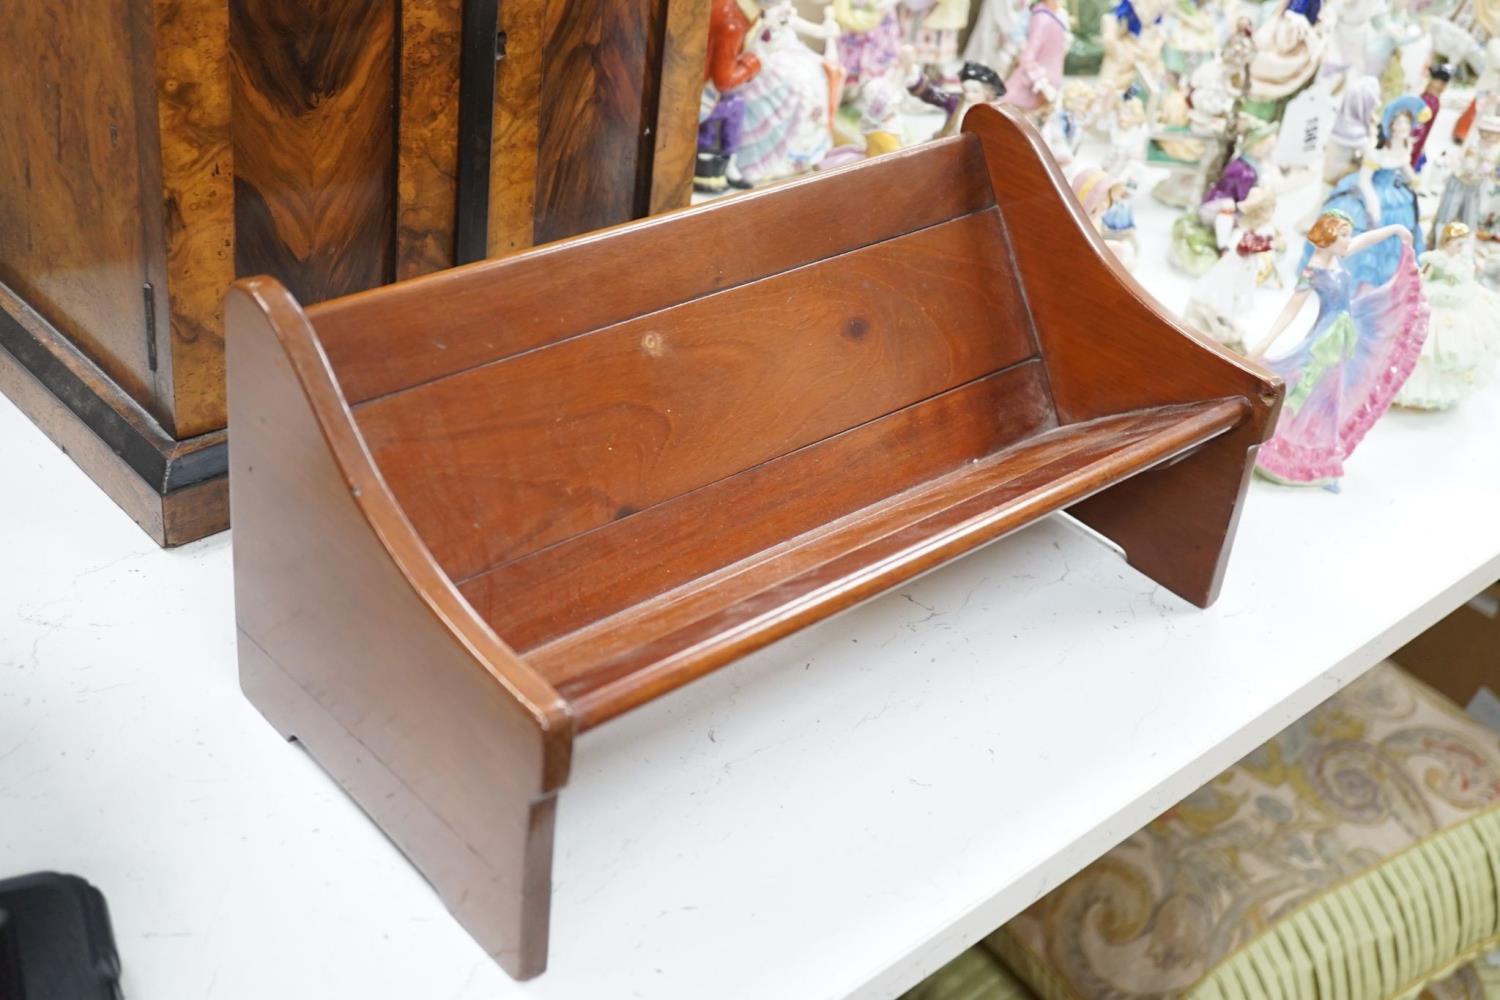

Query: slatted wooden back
(306, 135), (1051, 618)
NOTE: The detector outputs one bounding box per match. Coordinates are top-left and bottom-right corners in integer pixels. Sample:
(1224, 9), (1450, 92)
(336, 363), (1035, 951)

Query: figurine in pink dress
(1003, 0), (1070, 115)
(1249, 210), (1429, 488)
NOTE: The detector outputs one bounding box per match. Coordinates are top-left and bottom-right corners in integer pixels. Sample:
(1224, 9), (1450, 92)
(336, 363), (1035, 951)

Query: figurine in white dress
(736, 1), (843, 185)
(1396, 223), (1500, 409)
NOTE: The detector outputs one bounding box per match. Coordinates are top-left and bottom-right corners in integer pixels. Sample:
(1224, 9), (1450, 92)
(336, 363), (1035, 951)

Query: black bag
(0, 873), (121, 1000)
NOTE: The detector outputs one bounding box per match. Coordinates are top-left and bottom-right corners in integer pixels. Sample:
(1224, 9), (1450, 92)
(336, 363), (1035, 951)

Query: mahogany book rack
(226, 104), (1282, 979)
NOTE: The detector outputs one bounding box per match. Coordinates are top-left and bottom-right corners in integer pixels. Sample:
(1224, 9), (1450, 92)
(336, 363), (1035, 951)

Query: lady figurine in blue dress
(1251, 210), (1429, 488)
(1301, 95), (1428, 289)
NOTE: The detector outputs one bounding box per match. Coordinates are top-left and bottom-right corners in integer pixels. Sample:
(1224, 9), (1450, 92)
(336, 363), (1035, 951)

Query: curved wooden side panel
(225, 277), (573, 978)
(962, 103), (1281, 428)
(963, 104), (1285, 607)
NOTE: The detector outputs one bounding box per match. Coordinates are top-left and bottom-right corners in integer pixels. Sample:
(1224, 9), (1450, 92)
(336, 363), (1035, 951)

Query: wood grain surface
(355, 209), (1035, 582)
(228, 277), (571, 979)
(964, 103), (1284, 606)
(459, 363), (1056, 655)
(489, 0), (546, 254)
(648, 0), (712, 214)
(230, 105), (1280, 975)
(150, 0), (236, 437)
(538, 399), (1249, 728)
(229, 0), (396, 304)
(311, 137), (995, 404)
(0, 0), (159, 417)
(396, 0), (463, 279)
(533, 0), (666, 243)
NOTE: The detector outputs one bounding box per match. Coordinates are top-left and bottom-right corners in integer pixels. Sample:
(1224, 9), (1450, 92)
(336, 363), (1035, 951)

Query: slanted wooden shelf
(225, 104), (1282, 979)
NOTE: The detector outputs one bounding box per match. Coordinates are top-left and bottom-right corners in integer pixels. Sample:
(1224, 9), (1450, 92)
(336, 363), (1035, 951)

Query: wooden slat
(460, 361), (1054, 651)
(356, 208), (1035, 582)
(311, 135), (997, 404)
(529, 398), (1249, 728)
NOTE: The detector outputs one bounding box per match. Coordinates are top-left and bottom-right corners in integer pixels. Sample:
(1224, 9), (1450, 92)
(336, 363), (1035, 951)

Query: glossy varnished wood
(648, 0), (712, 214)
(229, 108), (1280, 977)
(229, 0), (396, 303)
(457, 364), (1055, 656)
(0, 0), (159, 417)
(149, 0), (235, 438)
(0, 283), (228, 546)
(312, 137), (996, 404)
(489, 0), (546, 254)
(355, 210), (1035, 581)
(396, 0), (463, 279)
(538, 398), (1248, 728)
(964, 104), (1283, 605)
(534, 0), (670, 243)
(226, 279), (570, 979)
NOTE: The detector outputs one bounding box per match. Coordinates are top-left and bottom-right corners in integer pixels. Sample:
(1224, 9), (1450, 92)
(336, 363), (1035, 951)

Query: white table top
(4, 173), (1499, 1000)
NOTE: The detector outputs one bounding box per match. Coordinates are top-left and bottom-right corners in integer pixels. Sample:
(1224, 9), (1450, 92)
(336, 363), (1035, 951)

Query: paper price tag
(1274, 84), (1338, 168)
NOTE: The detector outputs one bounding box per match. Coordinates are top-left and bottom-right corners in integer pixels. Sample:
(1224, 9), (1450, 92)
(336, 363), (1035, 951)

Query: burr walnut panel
(229, 0), (397, 304)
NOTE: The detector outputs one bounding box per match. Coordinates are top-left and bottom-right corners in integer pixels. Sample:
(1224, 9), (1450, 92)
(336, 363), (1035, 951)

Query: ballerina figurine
(1300, 94), (1427, 290)
(1396, 222), (1500, 410)
(1249, 210), (1429, 488)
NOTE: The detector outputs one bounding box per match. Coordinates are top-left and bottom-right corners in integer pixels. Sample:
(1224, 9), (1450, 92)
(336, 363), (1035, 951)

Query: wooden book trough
(227, 105), (1282, 978)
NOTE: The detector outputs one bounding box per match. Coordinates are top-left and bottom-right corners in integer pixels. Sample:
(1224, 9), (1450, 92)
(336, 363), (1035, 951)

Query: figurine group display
(694, 0), (1499, 490)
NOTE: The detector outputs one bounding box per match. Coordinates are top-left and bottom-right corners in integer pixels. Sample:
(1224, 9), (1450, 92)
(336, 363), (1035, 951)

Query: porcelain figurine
(1221, 16), (1255, 97)
(1073, 166), (1138, 268)
(855, 46), (916, 156)
(1409, 65), (1451, 170)
(1367, 2), (1424, 103)
(1428, 17), (1487, 80)
(1178, 122), (1281, 264)
(1247, 0), (1326, 110)
(1103, 89), (1150, 189)
(1149, 59), (1235, 207)
(910, 60), (1007, 137)
(1183, 186), (1284, 351)
(1097, 0), (1168, 104)
(1322, 75), (1380, 190)
(1064, 0), (1110, 74)
(736, 0), (843, 185)
(1322, 0), (1381, 85)
(1003, 0), (1071, 115)
(905, 0), (970, 80)
(1042, 80), (1096, 166)
(834, 0), (903, 91)
(1162, 0), (1217, 82)
(696, 0), (765, 193)
(963, 0), (1027, 78)
(1250, 210), (1429, 487)
(1199, 122), (1278, 213)
(1434, 115), (1500, 239)
(1396, 223), (1500, 409)
(1301, 94), (1427, 289)
(1452, 40), (1500, 144)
